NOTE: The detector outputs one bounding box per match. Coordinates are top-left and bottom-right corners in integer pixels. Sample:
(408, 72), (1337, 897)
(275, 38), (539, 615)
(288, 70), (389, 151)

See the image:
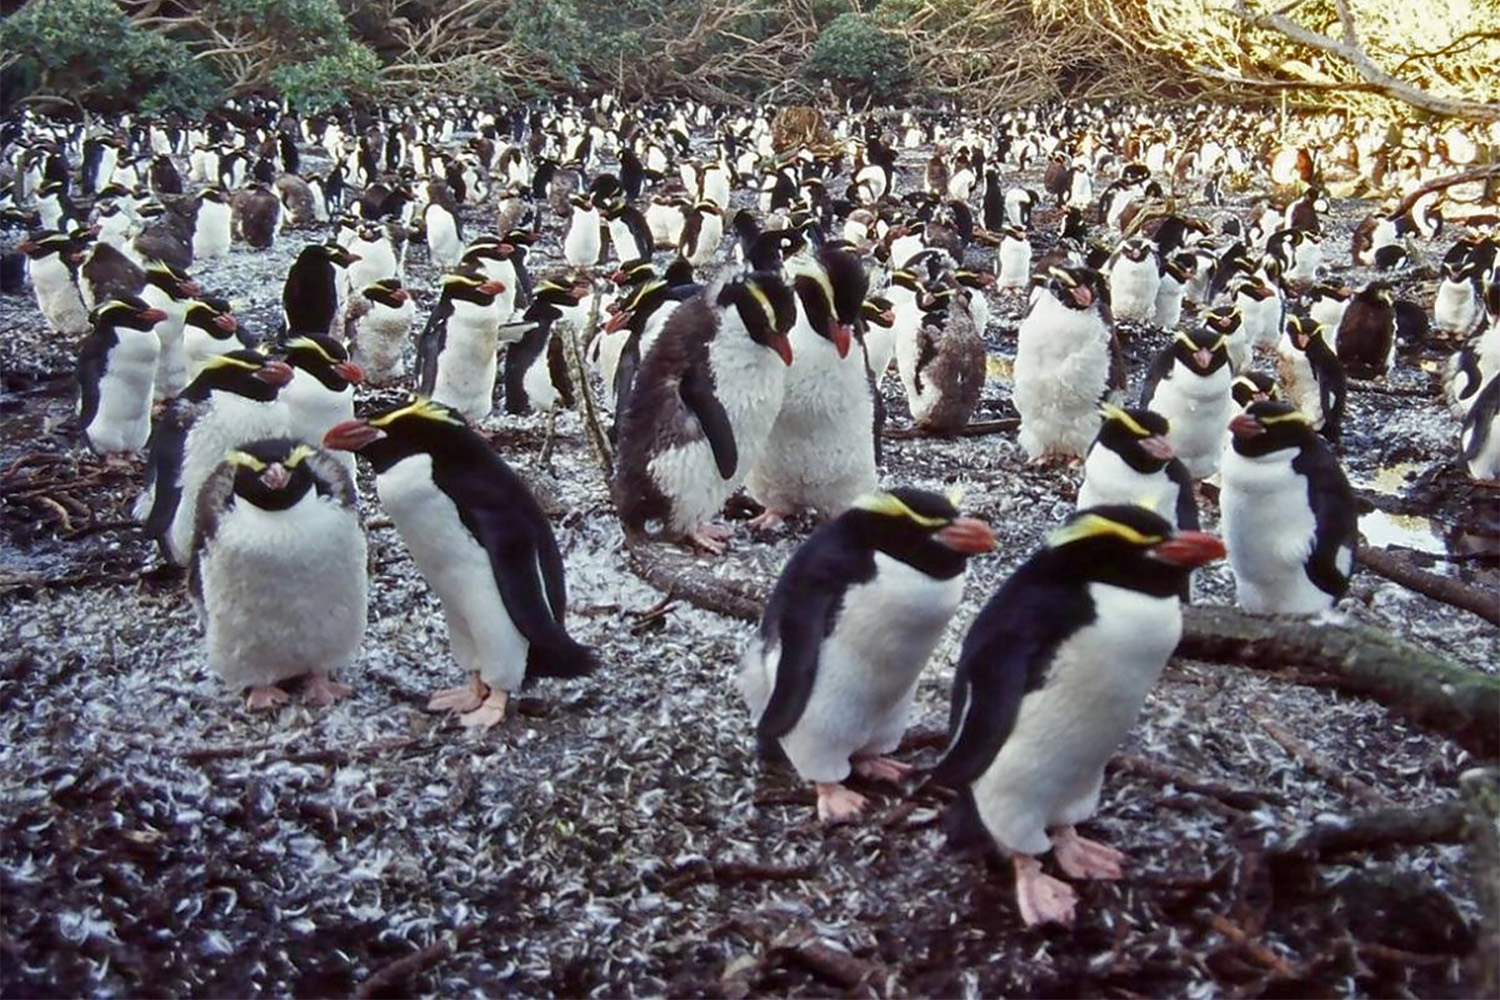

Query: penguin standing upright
(1013, 265), (1124, 460)
(1137, 327), (1234, 480)
(614, 272), (797, 552)
(138, 350), (295, 565)
(740, 489), (995, 822)
(563, 194), (601, 269)
(1461, 376), (1500, 482)
(1152, 254), (1193, 330)
(323, 398), (597, 729)
(930, 506), (1225, 926)
(281, 334), (364, 484)
(1276, 313), (1346, 444)
(233, 183), (282, 249)
(1433, 254), (1484, 339)
(502, 279), (591, 415)
(416, 272), (514, 421)
(19, 230), (90, 335)
(1076, 405), (1198, 531)
(140, 262), (202, 400)
(345, 279), (416, 384)
(1221, 401), (1357, 613)
(1335, 281), (1397, 379)
(746, 245), (875, 524)
(182, 296), (250, 380)
(283, 242), (360, 338)
(76, 296), (167, 455)
(190, 438), (366, 710)
(899, 284), (987, 435)
(1106, 237), (1160, 323)
(192, 188), (233, 261)
(679, 201), (725, 268)
(995, 225), (1032, 293)
(424, 197), (465, 270)
(602, 198), (654, 266)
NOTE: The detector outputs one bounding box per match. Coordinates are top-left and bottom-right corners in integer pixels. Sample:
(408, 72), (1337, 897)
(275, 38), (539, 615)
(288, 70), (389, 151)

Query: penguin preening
(323, 397), (597, 729)
(740, 489), (996, 822)
(930, 505), (1225, 926)
(189, 438), (366, 711)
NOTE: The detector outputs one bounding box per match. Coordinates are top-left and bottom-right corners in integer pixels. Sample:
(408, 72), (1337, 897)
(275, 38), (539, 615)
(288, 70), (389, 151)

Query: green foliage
(268, 42), (380, 112)
(803, 11), (913, 102)
(0, 0), (224, 113)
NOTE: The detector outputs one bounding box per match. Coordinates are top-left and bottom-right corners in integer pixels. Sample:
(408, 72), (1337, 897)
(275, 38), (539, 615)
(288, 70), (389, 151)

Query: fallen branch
(1355, 545), (1500, 626)
(1108, 752), (1279, 809)
(624, 536), (765, 623)
(1253, 715), (1394, 808)
(355, 921), (480, 999)
(730, 912), (891, 993)
(1392, 164), (1500, 218)
(1179, 605), (1500, 758)
(1207, 913), (1300, 980)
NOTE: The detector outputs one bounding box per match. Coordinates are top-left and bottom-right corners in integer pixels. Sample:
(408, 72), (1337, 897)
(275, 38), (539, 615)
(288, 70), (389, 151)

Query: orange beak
(936, 517), (997, 554)
(1149, 531), (1226, 568)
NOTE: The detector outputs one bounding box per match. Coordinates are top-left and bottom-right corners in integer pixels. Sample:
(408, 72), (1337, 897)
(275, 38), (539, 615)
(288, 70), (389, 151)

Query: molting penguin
(739, 489), (996, 822)
(1076, 406), (1198, 532)
(900, 284), (986, 435)
(1106, 237), (1160, 324)
(929, 505), (1225, 926)
(1275, 313), (1346, 445)
(746, 245), (875, 525)
(233, 183), (282, 249)
(1137, 327), (1234, 480)
(19, 230), (90, 335)
(345, 279), (416, 385)
(1221, 401), (1357, 613)
(1013, 264), (1125, 460)
(190, 438), (366, 710)
(416, 272), (516, 421)
(613, 271), (797, 553)
(1335, 281), (1397, 379)
(323, 398), (597, 729)
(138, 350), (295, 565)
(76, 296), (167, 455)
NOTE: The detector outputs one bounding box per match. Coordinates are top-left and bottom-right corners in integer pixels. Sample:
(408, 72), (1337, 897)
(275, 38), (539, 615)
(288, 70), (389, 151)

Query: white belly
(1220, 447), (1330, 613)
(1076, 447), (1179, 525)
(1150, 370), (1232, 479)
(87, 332), (160, 454)
(169, 397), (291, 564)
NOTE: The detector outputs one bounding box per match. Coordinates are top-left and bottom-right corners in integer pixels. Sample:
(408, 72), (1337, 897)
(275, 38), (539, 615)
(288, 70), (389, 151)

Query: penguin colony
(2, 92), (1496, 932)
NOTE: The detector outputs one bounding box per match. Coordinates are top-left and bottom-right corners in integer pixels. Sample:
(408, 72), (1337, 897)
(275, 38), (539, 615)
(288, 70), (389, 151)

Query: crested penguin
(502, 279), (592, 416)
(1335, 281), (1397, 379)
(76, 296), (167, 455)
(1137, 327), (1234, 480)
(19, 230), (90, 335)
(679, 201), (725, 269)
(323, 398), (597, 729)
(745, 245), (876, 525)
(1221, 401), (1357, 613)
(602, 198), (654, 266)
(1276, 313), (1346, 444)
(899, 285), (986, 435)
(930, 505), (1225, 925)
(77, 240), (145, 312)
(283, 242), (359, 338)
(739, 489), (995, 823)
(416, 272), (515, 421)
(1461, 376), (1500, 483)
(1231, 371), (1281, 411)
(563, 194), (602, 268)
(138, 350), (295, 565)
(1433, 254), (1485, 339)
(192, 188), (233, 260)
(1076, 405), (1198, 531)
(1106, 237), (1160, 324)
(345, 278), (416, 385)
(1013, 264), (1125, 460)
(189, 438), (366, 711)
(182, 296), (250, 380)
(1152, 254), (1193, 330)
(424, 198), (465, 270)
(995, 225), (1033, 293)
(233, 183), (281, 249)
(613, 271), (797, 553)
(281, 334), (364, 484)
(140, 262), (202, 400)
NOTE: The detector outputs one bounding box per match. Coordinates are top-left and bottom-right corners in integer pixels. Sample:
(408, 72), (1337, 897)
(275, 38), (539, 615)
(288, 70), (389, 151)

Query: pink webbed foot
(427, 671), (487, 714)
(245, 684), (291, 712)
(302, 672), (352, 707)
(685, 522), (733, 554)
(746, 508), (788, 532)
(852, 755), (914, 785)
(1013, 855), (1077, 926)
(1052, 825), (1125, 881)
(814, 782), (869, 824)
(458, 688), (509, 730)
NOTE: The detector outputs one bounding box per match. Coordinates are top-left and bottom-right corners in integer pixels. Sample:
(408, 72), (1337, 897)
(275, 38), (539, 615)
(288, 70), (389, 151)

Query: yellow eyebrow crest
(1099, 403), (1151, 437)
(1048, 512), (1164, 549)
(368, 396), (464, 428)
(225, 449), (266, 471)
(852, 491), (950, 528)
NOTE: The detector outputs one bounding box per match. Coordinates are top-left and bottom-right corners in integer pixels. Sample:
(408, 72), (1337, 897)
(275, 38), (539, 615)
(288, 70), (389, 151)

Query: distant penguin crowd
(2, 89), (1496, 927)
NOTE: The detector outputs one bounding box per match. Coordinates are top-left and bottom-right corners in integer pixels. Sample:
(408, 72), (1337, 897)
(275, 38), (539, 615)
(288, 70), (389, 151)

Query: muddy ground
(1, 119), (1498, 998)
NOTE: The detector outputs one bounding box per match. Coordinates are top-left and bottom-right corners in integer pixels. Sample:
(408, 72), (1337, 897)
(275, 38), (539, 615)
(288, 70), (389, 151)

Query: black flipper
(679, 362), (737, 480)
(75, 331), (109, 440)
(1136, 348), (1174, 409)
(1294, 441), (1358, 601)
(1167, 458), (1200, 531)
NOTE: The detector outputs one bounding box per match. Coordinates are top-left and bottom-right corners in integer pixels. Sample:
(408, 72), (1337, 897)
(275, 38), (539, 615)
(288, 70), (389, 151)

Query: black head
(144, 261), (201, 299)
(1038, 505), (1224, 598)
(184, 297), (239, 340)
(1095, 404), (1175, 471)
(440, 271), (507, 306)
(283, 334), (363, 389)
(861, 295), (896, 329)
(1283, 313), (1327, 352)
(1228, 399), (1316, 457)
(302, 241), (360, 269)
(17, 230), (73, 259)
(1202, 304), (1242, 336)
(1355, 280), (1396, 308)
(92, 295), (167, 333)
(1041, 264), (1106, 312)
(363, 278), (409, 310)
(716, 271), (796, 365)
(1231, 372), (1280, 409)
(843, 488), (995, 578)
(322, 396), (477, 474)
(222, 438), (321, 511)
(184, 349), (293, 403)
(1171, 327), (1231, 375)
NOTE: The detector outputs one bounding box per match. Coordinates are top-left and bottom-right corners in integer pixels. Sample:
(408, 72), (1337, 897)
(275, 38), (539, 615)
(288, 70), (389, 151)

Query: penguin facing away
(930, 505), (1225, 926)
(739, 488), (996, 822)
(77, 296), (168, 455)
(1221, 401), (1358, 614)
(323, 397), (597, 730)
(190, 438), (366, 710)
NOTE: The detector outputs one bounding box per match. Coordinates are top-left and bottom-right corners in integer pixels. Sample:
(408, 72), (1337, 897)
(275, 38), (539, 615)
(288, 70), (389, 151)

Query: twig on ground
(355, 921), (481, 998)
(1356, 545), (1500, 626)
(1110, 753), (1278, 809)
(1252, 715), (1394, 807)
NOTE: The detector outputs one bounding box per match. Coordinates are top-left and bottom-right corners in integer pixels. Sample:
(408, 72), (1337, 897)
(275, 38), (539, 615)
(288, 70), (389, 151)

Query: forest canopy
(0, 0), (1495, 120)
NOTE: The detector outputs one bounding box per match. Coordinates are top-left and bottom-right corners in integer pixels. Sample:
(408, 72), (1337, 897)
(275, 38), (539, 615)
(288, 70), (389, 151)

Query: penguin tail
(527, 637), (598, 679)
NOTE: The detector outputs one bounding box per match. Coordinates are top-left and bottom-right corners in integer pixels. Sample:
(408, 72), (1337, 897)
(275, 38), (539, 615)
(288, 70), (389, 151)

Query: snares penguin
(323, 397), (597, 729)
(1076, 405), (1198, 533)
(76, 296), (168, 455)
(345, 278), (417, 385)
(739, 488), (995, 823)
(1137, 327), (1234, 480)
(929, 505), (1225, 926)
(1275, 313), (1346, 445)
(416, 272), (520, 422)
(189, 438), (366, 711)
